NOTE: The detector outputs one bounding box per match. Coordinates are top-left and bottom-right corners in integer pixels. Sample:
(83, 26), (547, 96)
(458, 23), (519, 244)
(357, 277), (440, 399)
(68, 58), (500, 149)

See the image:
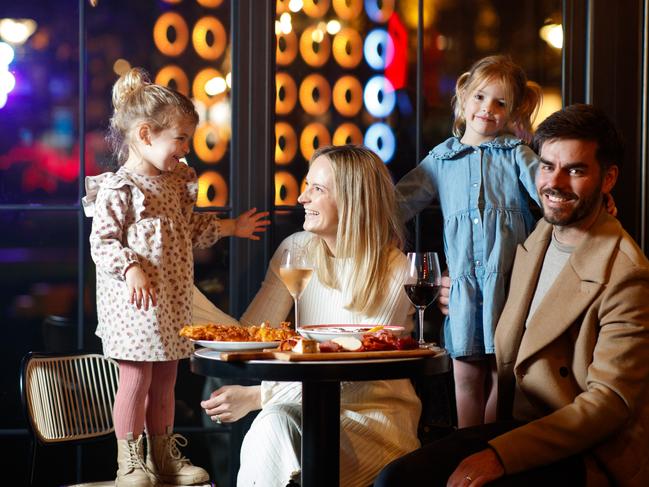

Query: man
(375, 104), (649, 487)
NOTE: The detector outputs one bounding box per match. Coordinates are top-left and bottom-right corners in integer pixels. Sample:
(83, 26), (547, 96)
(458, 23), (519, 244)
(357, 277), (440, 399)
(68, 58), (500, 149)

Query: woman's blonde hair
(452, 55), (542, 143)
(107, 67), (199, 164)
(307, 144), (404, 315)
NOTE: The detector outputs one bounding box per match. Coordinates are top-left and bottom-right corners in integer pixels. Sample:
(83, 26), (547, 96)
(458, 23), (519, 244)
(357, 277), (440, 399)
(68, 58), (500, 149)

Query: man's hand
(447, 448), (505, 487)
(232, 208), (271, 240)
(200, 385), (262, 423)
(437, 274), (451, 316)
(125, 265), (156, 310)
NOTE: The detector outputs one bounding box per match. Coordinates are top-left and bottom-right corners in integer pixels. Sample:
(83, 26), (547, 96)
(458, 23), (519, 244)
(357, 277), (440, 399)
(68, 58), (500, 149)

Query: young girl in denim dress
(396, 55), (542, 428)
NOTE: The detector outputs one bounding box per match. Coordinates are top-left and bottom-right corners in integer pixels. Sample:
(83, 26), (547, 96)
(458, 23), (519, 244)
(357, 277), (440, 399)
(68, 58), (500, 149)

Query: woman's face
(297, 155), (339, 250)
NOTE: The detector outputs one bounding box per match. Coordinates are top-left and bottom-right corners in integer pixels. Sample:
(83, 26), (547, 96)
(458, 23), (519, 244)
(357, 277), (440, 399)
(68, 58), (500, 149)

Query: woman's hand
(125, 265), (156, 310)
(437, 274), (451, 316)
(234, 208), (271, 240)
(201, 385), (262, 423)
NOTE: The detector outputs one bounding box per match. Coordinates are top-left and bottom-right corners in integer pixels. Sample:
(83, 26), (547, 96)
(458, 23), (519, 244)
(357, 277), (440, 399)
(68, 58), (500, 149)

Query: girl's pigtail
(511, 81), (543, 144)
(452, 72), (471, 138)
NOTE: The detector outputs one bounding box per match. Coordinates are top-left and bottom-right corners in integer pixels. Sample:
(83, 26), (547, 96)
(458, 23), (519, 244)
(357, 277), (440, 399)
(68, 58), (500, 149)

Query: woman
(196, 145), (420, 487)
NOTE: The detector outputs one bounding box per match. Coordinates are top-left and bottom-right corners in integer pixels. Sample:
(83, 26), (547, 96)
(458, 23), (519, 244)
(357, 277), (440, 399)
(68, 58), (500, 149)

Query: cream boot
(146, 426), (210, 485)
(116, 432), (154, 487)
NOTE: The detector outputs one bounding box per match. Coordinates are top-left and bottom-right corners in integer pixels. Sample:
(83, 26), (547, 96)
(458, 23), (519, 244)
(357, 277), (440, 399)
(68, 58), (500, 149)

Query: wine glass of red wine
(404, 252), (442, 348)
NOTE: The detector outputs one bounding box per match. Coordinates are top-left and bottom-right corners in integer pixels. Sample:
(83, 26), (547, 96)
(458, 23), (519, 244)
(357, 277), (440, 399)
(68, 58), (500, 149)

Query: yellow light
(311, 27), (324, 43)
(205, 76), (227, 96)
(225, 72), (232, 88)
(539, 24), (563, 49)
(326, 20), (341, 35)
(288, 0), (303, 12)
(0, 18), (37, 45)
(280, 13), (292, 34)
(275, 20), (282, 35)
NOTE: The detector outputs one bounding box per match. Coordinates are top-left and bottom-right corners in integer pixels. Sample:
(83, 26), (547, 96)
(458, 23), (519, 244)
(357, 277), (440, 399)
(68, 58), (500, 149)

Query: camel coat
(488, 210), (649, 486)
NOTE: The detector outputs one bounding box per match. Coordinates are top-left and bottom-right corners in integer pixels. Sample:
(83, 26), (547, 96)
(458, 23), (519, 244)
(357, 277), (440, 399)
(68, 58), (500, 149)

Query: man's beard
(540, 186), (603, 226)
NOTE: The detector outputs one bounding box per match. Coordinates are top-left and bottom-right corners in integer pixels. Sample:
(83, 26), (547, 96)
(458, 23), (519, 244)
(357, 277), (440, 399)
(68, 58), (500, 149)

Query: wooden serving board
(219, 348), (440, 362)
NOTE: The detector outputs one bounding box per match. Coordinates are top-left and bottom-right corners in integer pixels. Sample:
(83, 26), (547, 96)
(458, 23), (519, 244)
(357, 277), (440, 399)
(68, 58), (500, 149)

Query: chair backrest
(20, 352), (119, 444)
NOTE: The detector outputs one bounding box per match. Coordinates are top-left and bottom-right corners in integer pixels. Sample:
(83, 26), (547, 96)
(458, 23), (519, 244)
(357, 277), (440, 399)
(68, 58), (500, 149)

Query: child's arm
(395, 158), (439, 222)
(219, 208), (271, 240)
(514, 145), (542, 206)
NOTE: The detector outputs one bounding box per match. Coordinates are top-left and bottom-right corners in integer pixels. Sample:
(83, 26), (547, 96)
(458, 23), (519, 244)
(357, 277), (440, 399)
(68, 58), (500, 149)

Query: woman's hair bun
(112, 67), (151, 110)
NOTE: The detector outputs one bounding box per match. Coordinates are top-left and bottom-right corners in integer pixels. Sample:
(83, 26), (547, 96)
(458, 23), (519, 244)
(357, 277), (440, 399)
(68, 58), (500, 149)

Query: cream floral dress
(83, 163), (222, 361)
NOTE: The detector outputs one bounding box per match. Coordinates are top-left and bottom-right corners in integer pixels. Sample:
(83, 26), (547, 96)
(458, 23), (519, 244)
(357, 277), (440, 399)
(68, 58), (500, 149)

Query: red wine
(404, 282), (440, 307)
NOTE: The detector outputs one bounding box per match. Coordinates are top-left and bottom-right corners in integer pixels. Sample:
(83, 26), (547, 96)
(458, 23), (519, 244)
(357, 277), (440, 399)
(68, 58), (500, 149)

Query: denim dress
(396, 135), (541, 358)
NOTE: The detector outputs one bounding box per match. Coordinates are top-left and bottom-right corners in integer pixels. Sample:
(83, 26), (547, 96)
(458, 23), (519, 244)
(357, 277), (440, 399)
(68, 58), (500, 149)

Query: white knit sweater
(193, 232), (420, 487)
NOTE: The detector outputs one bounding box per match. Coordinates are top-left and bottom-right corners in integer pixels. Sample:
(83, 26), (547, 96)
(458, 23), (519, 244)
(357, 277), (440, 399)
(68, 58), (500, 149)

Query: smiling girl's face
(461, 79), (509, 146)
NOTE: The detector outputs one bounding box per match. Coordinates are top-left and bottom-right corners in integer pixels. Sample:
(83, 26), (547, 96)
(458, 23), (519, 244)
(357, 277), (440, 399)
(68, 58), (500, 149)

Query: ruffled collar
(428, 134), (524, 160)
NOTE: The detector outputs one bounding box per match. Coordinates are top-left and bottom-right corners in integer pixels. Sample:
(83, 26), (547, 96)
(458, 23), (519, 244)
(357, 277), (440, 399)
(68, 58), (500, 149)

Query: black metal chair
(20, 351), (119, 486)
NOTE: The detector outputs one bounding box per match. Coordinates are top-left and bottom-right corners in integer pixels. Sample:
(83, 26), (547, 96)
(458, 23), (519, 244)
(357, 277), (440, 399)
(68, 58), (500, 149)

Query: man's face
(536, 138), (617, 229)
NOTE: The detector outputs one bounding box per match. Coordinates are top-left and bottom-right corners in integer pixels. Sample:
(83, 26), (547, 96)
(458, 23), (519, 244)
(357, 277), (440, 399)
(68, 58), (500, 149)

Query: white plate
(193, 340), (280, 351)
(298, 325), (405, 342)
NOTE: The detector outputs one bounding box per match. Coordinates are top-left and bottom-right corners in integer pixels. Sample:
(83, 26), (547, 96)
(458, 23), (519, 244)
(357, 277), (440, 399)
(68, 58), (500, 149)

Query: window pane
(0, 1), (80, 204)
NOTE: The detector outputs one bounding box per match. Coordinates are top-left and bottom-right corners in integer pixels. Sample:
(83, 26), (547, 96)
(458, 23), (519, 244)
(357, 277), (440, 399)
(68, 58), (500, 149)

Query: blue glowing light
(364, 122), (395, 163)
(363, 75), (395, 118)
(363, 29), (394, 71)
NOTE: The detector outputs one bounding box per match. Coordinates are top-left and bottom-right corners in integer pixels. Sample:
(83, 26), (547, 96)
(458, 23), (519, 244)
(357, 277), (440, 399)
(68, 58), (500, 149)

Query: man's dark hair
(532, 103), (624, 170)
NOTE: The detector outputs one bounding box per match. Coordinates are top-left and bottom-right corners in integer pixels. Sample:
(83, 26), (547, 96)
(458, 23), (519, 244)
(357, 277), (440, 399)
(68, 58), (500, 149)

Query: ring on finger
(214, 415), (222, 424)
(465, 476), (472, 483)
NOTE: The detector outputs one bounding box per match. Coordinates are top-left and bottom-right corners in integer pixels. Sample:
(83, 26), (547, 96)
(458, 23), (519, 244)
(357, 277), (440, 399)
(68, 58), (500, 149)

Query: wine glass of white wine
(404, 252), (442, 348)
(279, 247), (314, 331)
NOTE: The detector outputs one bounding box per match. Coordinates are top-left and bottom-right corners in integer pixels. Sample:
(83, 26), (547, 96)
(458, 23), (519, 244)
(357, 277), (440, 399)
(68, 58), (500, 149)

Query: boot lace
(127, 435), (149, 472)
(166, 433), (191, 465)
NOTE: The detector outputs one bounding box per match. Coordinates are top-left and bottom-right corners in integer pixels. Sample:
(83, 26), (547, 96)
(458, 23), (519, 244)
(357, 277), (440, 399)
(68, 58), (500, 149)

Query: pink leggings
(113, 360), (178, 439)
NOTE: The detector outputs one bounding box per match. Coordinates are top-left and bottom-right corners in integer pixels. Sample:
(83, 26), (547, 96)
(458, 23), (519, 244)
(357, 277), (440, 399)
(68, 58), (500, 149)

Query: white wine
(279, 267), (313, 298)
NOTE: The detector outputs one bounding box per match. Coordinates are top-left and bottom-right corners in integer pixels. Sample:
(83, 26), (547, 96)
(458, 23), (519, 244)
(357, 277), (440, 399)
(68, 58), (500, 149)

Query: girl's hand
(437, 274), (451, 316)
(201, 385), (262, 423)
(125, 265), (157, 311)
(233, 208), (271, 240)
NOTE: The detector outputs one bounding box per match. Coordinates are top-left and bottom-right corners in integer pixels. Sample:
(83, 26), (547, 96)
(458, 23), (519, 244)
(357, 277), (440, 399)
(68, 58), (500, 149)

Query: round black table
(191, 348), (451, 487)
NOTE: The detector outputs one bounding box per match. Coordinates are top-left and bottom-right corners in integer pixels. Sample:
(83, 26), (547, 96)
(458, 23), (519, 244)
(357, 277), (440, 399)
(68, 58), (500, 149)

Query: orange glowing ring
(275, 122), (298, 165)
(332, 28), (363, 69)
(302, 0), (330, 17)
(276, 30), (298, 66)
(162, 0), (182, 4)
(197, 0), (223, 7)
(275, 171), (299, 206)
(299, 74), (331, 116)
(197, 171), (228, 207)
(276, 0), (290, 14)
(192, 16), (227, 60)
(275, 72), (297, 115)
(332, 0), (363, 20)
(193, 123), (228, 163)
(153, 12), (189, 57)
(333, 122), (363, 145)
(300, 123), (331, 160)
(299, 26), (331, 68)
(333, 75), (363, 117)
(155, 65), (190, 97)
(192, 68), (226, 107)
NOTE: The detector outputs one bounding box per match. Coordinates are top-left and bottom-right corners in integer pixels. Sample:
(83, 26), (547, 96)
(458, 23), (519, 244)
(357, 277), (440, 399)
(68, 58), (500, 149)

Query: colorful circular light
(332, 28), (363, 69)
(363, 75), (396, 118)
(300, 123), (331, 160)
(276, 72), (297, 115)
(364, 122), (395, 162)
(155, 65), (190, 97)
(192, 16), (226, 60)
(333, 123), (363, 145)
(299, 25), (331, 67)
(302, 0), (330, 18)
(153, 12), (189, 57)
(333, 0), (363, 20)
(276, 30), (298, 66)
(275, 171), (300, 206)
(275, 122), (298, 164)
(364, 0), (395, 23)
(197, 171), (228, 207)
(363, 28), (395, 70)
(192, 68), (226, 106)
(299, 74), (331, 116)
(196, 0), (224, 6)
(333, 75), (363, 117)
(193, 122), (228, 163)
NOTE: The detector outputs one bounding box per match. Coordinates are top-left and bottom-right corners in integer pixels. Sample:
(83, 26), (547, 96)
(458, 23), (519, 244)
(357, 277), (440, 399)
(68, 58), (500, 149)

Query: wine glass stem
(294, 297), (299, 331)
(417, 306), (426, 345)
